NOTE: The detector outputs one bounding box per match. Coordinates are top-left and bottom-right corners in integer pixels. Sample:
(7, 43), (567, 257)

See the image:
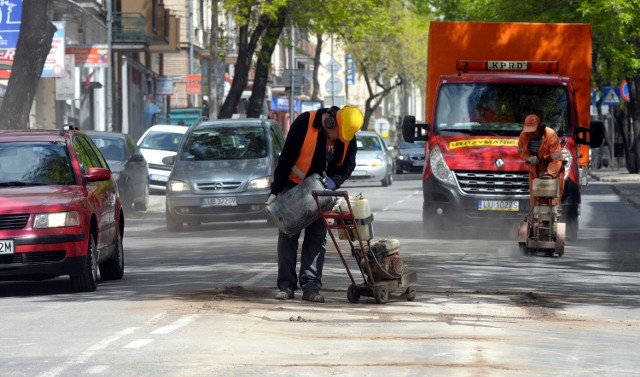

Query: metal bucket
(265, 173), (337, 236)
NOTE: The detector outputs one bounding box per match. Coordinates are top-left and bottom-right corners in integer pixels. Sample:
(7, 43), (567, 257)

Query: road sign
(326, 58), (342, 73)
(325, 77), (343, 95)
(602, 86), (620, 105)
(620, 80), (630, 102)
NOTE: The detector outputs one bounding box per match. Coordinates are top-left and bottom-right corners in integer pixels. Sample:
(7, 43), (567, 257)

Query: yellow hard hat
(336, 106), (364, 142)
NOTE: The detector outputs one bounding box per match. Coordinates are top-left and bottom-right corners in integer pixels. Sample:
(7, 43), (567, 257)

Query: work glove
(265, 194), (277, 205)
(322, 177), (337, 190)
(526, 156), (540, 165)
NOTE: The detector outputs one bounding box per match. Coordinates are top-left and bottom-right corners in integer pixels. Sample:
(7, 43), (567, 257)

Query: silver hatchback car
(162, 118), (285, 231)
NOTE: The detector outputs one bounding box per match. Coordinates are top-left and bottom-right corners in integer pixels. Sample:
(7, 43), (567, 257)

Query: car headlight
(561, 146), (572, 180)
(34, 211), (80, 228)
(429, 145), (456, 185)
(248, 176), (272, 190)
(168, 180), (190, 192)
(398, 155), (406, 161)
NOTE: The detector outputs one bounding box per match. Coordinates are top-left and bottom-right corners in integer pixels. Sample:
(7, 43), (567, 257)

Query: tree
(0, 0), (56, 130)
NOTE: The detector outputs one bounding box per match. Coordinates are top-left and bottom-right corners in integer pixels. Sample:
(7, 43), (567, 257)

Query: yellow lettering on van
(449, 139), (518, 149)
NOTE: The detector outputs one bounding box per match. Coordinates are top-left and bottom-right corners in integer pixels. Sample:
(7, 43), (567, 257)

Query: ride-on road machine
(518, 177), (565, 257)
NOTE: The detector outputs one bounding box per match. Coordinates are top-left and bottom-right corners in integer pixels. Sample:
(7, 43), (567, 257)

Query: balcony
(112, 12), (147, 50)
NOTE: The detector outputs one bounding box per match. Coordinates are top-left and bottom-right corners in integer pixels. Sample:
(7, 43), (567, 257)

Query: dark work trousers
(277, 217), (327, 293)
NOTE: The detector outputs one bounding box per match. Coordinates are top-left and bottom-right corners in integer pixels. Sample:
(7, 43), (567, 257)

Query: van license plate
(201, 197), (237, 207)
(0, 239), (15, 254)
(477, 200), (519, 211)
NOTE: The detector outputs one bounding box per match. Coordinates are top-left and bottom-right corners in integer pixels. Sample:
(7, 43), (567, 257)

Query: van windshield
(182, 127), (267, 160)
(434, 83), (570, 137)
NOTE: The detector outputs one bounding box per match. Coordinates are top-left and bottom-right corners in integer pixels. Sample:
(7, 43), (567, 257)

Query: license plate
(149, 174), (168, 182)
(201, 197), (237, 207)
(0, 239), (15, 255)
(351, 170), (367, 176)
(477, 200), (519, 211)
(412, 161), (424, 167)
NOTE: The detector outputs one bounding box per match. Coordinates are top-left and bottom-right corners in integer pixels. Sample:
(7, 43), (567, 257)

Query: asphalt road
(0, 174), (639, 376)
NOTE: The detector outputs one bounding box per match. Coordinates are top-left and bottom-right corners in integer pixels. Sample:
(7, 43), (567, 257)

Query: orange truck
(402, 21), (603, 240)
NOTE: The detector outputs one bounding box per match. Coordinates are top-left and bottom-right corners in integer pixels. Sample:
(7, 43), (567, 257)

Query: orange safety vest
(288, 111), (349, 184)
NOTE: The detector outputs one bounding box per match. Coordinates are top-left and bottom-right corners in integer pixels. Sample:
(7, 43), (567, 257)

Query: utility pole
(106, 0), (113, 131)
(289, 24), (295, 124)
(188, 0), (194, 108)
(208, 0), (218, 119)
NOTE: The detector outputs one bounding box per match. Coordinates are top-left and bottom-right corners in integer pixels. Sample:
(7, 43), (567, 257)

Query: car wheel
(99, 230), (125, 280)
(381, 173), (392, 187)
(166, 211), (183, 232)
(134, 184), (149, 211)
(70, 233), (98, 292)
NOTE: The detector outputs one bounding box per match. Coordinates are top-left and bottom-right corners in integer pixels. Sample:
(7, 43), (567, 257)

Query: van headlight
(430, 145), (456, 185)
(561, 147), (572, 180)
(248, 177), (272, 190)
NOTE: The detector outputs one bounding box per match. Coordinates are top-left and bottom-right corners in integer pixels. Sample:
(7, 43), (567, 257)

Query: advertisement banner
(186, 74), (202, 95)
(42, 21), (65, 78)
(65, 45), (109, 68)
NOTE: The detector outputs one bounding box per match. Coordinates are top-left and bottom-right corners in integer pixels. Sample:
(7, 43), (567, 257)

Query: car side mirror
(162, 155), (176, 165)
(575, 120), (605, 148)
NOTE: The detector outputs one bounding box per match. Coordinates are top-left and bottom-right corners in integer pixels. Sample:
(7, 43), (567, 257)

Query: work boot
(302, 290), (325, 303)
(275, 288), (294, 300)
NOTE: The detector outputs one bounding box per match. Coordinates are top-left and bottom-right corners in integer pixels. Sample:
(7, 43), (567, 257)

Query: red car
(0, 128), (125, 292)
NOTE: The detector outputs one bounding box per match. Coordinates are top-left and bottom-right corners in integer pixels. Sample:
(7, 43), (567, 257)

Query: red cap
(523, 114), (541, 133)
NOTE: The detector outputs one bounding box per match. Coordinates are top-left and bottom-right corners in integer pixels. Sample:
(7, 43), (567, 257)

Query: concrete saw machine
(518, 177), (565, 257)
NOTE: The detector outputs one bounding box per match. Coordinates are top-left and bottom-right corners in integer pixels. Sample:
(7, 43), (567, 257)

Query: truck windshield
(435, 83), (570, 137)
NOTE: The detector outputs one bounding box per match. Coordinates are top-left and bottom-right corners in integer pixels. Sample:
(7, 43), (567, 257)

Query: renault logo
(213, 182), (224, 190)
(495, 158), (504, 168)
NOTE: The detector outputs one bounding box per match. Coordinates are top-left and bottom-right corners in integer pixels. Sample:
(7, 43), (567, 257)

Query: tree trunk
(247, 8), (287, 118)
(0, 0), (56, 130)
(218, 13), (269, 119)
(627, 76), (640, 173)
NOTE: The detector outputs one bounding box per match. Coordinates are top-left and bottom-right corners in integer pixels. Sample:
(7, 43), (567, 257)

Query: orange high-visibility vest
(288, 111), (349, 184)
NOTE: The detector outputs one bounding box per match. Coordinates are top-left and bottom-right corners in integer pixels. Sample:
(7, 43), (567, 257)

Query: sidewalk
(588, 167), (640, 209)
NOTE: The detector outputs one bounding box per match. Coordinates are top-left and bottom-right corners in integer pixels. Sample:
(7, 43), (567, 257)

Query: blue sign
(0, 0), (22, 50)
(345, 54), (355, 85)
(602, 86), (621, 106)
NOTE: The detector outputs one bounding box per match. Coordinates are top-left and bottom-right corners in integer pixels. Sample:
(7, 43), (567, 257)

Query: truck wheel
(565, 215), (578, 242)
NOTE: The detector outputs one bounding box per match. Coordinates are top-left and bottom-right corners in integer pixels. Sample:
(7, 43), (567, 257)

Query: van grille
(455, 171), (529, 196)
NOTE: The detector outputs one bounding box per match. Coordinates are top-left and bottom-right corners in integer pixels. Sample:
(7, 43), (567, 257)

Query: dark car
(0, 128), (125, 292)
(162, 118), (285, 231)
(395, 140), (425, 174)
(86, 130), (149, 212)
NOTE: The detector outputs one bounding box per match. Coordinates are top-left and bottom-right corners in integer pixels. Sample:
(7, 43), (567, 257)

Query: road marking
(124, 339), (155, 349)
(151, 314), (199, 335)
(146, 312), (167, 325)
(381, 190), (421, 211)
(85, 365), (109, 374)
(37, 327), (139, 377)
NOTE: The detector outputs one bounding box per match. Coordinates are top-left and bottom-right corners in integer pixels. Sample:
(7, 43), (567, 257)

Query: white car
(137, 125), (188, 192)
(349, 131), (394, 187)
